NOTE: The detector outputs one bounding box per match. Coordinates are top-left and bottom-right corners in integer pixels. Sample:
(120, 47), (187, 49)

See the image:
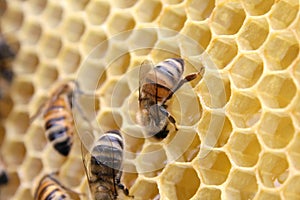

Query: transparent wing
(138, 59), (154, 104)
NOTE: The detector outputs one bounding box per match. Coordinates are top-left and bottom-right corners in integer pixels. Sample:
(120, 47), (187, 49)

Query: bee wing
(138, 59), (154, 103)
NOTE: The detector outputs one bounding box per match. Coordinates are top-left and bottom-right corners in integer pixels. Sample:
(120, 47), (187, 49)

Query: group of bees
(0, 36), (204, 199)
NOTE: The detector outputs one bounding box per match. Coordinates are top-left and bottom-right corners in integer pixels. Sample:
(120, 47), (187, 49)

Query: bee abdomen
(35, 176), (69, 200)
(0, 170), (8, 185)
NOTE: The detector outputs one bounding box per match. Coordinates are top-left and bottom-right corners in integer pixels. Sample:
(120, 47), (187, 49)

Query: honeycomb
(0, 0), (300, 199)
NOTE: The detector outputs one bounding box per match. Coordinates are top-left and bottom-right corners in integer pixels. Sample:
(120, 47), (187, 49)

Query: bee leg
(159, 106), (178, 131)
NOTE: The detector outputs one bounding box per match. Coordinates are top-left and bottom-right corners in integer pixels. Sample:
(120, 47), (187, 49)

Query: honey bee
(137, 58), (203, 139)
(34, 173), (80, 200)
(31, 80), (91, 156)
(0, 37), (15, 99)
(82, 130), (132, 200)
(0, 158), (8, 186)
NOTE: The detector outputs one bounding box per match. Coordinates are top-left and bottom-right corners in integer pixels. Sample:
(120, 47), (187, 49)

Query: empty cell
(27, 0), (47, 14)
(21, 21), (42, 44)
(151, 39), (180, 63)
(158, 6), (187, 32)
(122, 127), (145, 154)
(59, 47), (81, 73)
(63, 16), (85, 42)
(25, 125), (47, 152)
(207, 38), (238, 69)
(195, 150), (231, 185)
(197, 187), (221, 200)
(66, 0), (89, 10)
(21, 156), (43, 181)
(121, 168), (138, 189)
(289, 131), (300, 169)
(241, 0), (274, 16)
(198, 111), (232, 148)
(136, 144), (167, 177)
(36, 64), (58, 89)
(283, 175), (300, 199)
(258, 112), (294, 149)
(0, 172), (20, 199)
(292, 94), (300, 128)
(256, 190), (281, 200)
(85, 0), (110, 25)
(13, 188), (33, 200)
(160, 165), (200, 200)
(196, 72), (231, 108)
(226, 91), (261, 128)
(229, 53), (263, 88)
(224, 170), (258, 199)
(2, 140), (26, 166)
(107, 12), (135, 38)
(1, 6), (23, 33)
(0, 95), (13, 119)
(7, 110), (30, 134)
(96, 110), (123, 131)
(134, 0), (162, 22)
(11, 80), (34, 104)
(60, 157), (84, 187)
(128, 28), (158, 53)
(15, 50), (39, 74)
(237, 17), (269, 50)
(258, 152), (289, 188)
(293, 59), (300, 86)
(257, 74), (297, 108)
(264, 31), (299, 70)
(81, 29), (107, 55)
(269, 0), (298, 30)
(42, 3), (63, 27)
(106, 51), (131, 76)
(39, 33), (62, 58)
(227, 132), (261, 167)
(186, 0), (215, 21)
(0, 0), (7, 15)
(130, 179), (159, 200)
(112, 0), (137, 8)
(211, 2), (246, 35)
(181, 21), (212, 49)
(121, 91), (139, 126)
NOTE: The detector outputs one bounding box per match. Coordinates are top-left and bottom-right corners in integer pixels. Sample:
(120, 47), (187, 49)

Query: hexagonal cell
(2, 140), (26, 166)
(224, 170), (258, 199)
(14, 50), (39, 74)
(211, 2), (246, 35)
(292, 94), (300, 128)
(257, 74), (297, 108)
(181, 21), (211, 49)
(194, 150), (231, 185)
(256, 190), (281, 200)
(81, 29), (107, 55)
(227, 132), (261, 167)
(258, 152), (289, 188)
(0, 172), (20, 199)
(42, 144), (67, 169)
(66, 0), (89, 10)
(196, 187), (221, 200)
(39, 33), (62, 58)
(165, 129), (200, 162)
(151, 39), (180, 63)
(27, 0), (47, 14)
(62, 16), (85, 42)
(42, 2), (63, 27)
(158, 6), (187, 32)
(122, 126), (145, 154)
(134, 0), (162, 22)
(20, 20), (42, 45)
(25, 125), (47, 152)
(11, 79), (34, 104)
(160, 165), (200, 200)
(241, 0), (274, 16)
(60, 157), (84, 188)
(112, 0), (137, 8)
(258, 112), (294, 149)
(198, 111), (232, 148)
(283, 175), (300, 199)
(229, 53), (263, 88)
(186, 0), (215, 21)
(128, 28), (158, 55)
(85, 0), (110, 25)
(196, 72), (231, 108)
(20, 156), (43, 182)
(106, 51), (130, 76)
(0, 95), (13, 119)
(207, 37), (238, 69)
(58, 46), (81, 74)
(237, 17), (269, 50)
(264, 31), (299, 70)
(136, 144), (167, 177)
(6, 110), (30, 134)
(0, 0), (7, 16)
(226, 91), (261, 128)
(121, 167), (138, 189)
(289, 132), (300, 170)
(1, 5), (23, 32)
(130, 179), (159, 200)
(107, 12), (135, 38)
(13, 188), (33, 200)
(269, 0), (298, 30)
(293, 59), (300, 86)
(36, 64), (58, 89)
(96, 110), (123, 131)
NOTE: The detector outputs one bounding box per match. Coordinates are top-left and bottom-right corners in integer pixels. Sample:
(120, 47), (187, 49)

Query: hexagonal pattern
(1, 0), (300, 199)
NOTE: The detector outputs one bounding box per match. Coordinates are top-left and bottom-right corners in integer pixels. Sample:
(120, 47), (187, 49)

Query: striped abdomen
(141, 58), (184, 103)
(44, 97), (73, 156)
(34, 175), (71, 200)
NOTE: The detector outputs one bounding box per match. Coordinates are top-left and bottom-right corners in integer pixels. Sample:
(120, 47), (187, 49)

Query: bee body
(0, 160), (8, 186)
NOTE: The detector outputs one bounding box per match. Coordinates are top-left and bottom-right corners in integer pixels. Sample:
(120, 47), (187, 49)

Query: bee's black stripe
(48, 127), (68, 141)
(54, 138), (72, 156)
(165, 59), (181, 74)
(98, 135), (123, 149)
(45, 116), (66, 130)
(0, 171), (8, 185)
(155, 66), (177, 84)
